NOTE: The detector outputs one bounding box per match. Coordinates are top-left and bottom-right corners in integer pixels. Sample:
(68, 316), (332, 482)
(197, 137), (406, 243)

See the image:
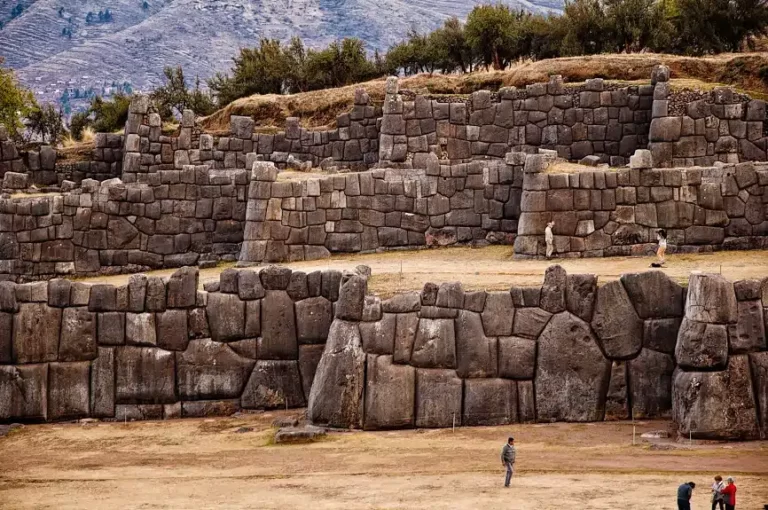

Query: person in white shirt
(711, 475), (725, 510)
(545, 221), (555, 259)
(656, 229), (667, 265)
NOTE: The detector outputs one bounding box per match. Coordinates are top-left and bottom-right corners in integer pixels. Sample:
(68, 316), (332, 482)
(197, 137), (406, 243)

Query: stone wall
(379, 75), (654, 168)
(0, 166), (248, 282)
(649, 65), (768, 166)
(304, 268), (767, 438)
(0, 265), (342, 422)
(0, 126), (23, 179)
(238, 158), (522, 264)
(121, 92), (380, 184)
(513, 150), (768, 258)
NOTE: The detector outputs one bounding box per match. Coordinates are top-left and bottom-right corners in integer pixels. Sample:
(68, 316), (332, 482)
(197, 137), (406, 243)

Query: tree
(0, 57), (37, 139)
(69, 111), (90, 141)
(559, 0), (609, 55)
(209, 38), (289, 104)
(604, 0), (666, 52)
(152, 66), (216, 118)
(465, 4), (519, 70)
(26, 103), (66, 144)
(90, 93), (131, 133)
(431, 17), (476, 73)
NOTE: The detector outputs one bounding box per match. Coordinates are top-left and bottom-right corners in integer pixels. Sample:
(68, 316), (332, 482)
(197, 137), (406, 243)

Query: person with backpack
(721, 477), (737, 510)
(500, 436), (516, 487)
(711, 475), (725, 510)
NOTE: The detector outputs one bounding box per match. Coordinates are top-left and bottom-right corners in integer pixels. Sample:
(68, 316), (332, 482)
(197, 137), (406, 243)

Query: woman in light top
(656, 229), (667, 266)
(711, 475), (725, 510)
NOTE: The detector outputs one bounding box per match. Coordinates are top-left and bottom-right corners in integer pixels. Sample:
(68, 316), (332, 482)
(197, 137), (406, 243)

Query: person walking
(721, 477), (737, 510)
(677, 481), (696, 510)
(545, 221), (555, 259)
(501, 436), (516, 487)
(711, 476), (725, 510)
(654, 229), (668, 266)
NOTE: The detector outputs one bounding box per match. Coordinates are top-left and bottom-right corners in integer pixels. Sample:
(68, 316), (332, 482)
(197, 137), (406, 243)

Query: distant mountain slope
(0, 0), (562, 109)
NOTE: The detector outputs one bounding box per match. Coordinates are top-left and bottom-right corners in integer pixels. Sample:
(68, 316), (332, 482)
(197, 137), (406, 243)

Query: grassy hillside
(201, 53), (768, 132)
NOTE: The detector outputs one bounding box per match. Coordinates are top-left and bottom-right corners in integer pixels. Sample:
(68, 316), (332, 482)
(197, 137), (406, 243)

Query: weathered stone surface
(565, 273), (597, 322)
(298, 344), (325, 400)
(260, 290), (298, 359)
(59, 307), (97, 361)
(115, 404), (164, 421)
(628, 348), (675, 419)
(591, 281), (643, 360)
(166, 267), (198, 308)
(295, 296), (333, 344)
(455, 310), (497, 378)
(91, 347), (115, 417)
(512, 307), (552, 338)
(643, 317), (681, 354)
(0, 312), (11, 363)
(274, 425), (328, 443)
(410, 318), (456, 368)
(97, 312), (125, 345)
(364, 355), (415, 429)
(414, 368), (463, 428)
(360, 313), (397, 355)
(241, 360), (306, 409)
(0, 364), (48, 420)
(206, 293), (245, 342)
(47, 279), (71, 307)
(48, 362), (90, 420)
(749, 352), (768, 438)
(307, 320), (365, 428)
(620, 271), (685, 319)
(517, 380), (536, 423)
(480, 291), (514, 336)
(182, 400), (240, 418)
(498, 336), (536, 379)
(177, 339), (255, 400)
(335, 274), (367, 320)
(260, 265), (293, 290)
(536, 312), (611, 422)
(436, 282), (464, 308)
(675, 318), (729, 370)
(673, 355), (759, 440)
(126, 312), (157, 346)
(116, 346), (177, 404)
(727, 300), (766, 353)
(238, 270), (266, 300)
(155, 309), (189, 351)
(604, 361), (629, 421)
(685, 273), (737, 324)
(539, 265), (567, 313)
(382, 292), (421, 313)
(463, 378), (518, 426)
(13, 303), (61, 363)
(393, 312), (419, 364)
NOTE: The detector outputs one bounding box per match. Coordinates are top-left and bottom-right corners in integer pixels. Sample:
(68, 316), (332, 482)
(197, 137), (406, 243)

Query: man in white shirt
(545, 221), (555, 259)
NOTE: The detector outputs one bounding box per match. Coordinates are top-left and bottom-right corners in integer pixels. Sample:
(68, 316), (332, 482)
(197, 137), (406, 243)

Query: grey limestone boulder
(536, 312), (611, 422)
(415, 368), (463, 428)
(177, 339), (255, 400)
(455, 310), (497, 378)
(363, 354), (415, 429)
(295, 296), (333, 344)
(335, 273), (367, 321)
(604, 361), (629, 421)
(620, 271), (685, 319)
(512, 307), (552, 339)
(462, 378), (518, 426)
(685, 273), (737, 324)
(565, 273), (597, 322)
(241, 360), (306, 409)
(298, 344), (325, 400)
(628, 348), (675, 419)
(481, 291), (514, 336)
(206, 293), (245, 342)
(116, 346), (177, 404)
(673, 355), (760, 440)
(590, 281), (643, 360)
(166, 267), (198, 308)
(498, 336), (536, 379)
(360, 313), (397, 355)
(749, 352), (768, 438)
(675, 318), (729, 370)
(260, 290), (298, 359)
(91, 347), (115, 418)
(307, 320), (366, 428)
(59, 307), (97, 361)
(643, 317), (682, 354)
(539, 265), (567, 314)
(410, 318), (456, 368)
(13, 303), (61, 363)
(0, 364), (48, 421)
(48, 362), (90, 420)
(727, 300), (765, 353)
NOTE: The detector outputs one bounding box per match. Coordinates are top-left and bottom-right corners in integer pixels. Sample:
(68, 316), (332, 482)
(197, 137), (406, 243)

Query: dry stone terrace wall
(121, 92), (380, 184)
(238, 159), (522, 264)
(0, 166), (248, 282)
(0, 265), (341, 422)
(514, 151), (768, 258)
(379, 75), (654, 168)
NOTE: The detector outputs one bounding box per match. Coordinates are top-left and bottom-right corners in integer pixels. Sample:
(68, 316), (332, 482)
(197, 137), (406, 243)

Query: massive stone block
(307, 320), (365, 428)
(177, 339), (255, 400)
(539, 265), (566, 314)
(359, 313), (396, 355)
(512, 307), (552, 338)
(673, 356), (759, 440)
(620, 271), (685, 319)
(685, 273), (737, 324)
(536, 312), (611, 422)
(728, 300), (766, 353)
(364, 355), (415, 429)
(480, 291), (514, 336)
(498, 336), (536, 379)
(0, 312), (12, 363)
(335, 274), (367, 321)
(410, 318), (456, 368)
(643, 317), (681, 354)
(116, 346), (177, 404)
(462, 378), (518, 426)
(59, 307), (97, 361)
(206, 292), (245, 342)
(0, 364), (48, 421)
(155, 309), (189, 351)
(393, 312), (418, 364)
(166, 266), (198, 308)
(48, 362), (90, 420)
(415, 368), (463, 428)
(241, 360), (306, 409)
(13, 303), (62, 363)
(675, 318), (728, 370)
(590, 281), (643, 360)
(260, 290), (298, 359)
(295, 297), (333, 344)
(126, 312), (157, 346)
(455, 310), (497, 378)
(749, 352), (768, 438)
(604, 361), (629, 421)
(298, 344), (325, 401)
(91, 347), (115, 418)
(628, 348), (675, 419)
(565, 273), (597, 322)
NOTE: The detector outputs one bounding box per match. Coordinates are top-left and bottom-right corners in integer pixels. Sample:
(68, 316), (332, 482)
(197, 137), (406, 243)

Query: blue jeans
(504, 462), (514, 486)
(678, 500), (691, 510)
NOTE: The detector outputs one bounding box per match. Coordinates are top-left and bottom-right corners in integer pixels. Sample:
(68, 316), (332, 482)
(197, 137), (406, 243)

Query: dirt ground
(0, 413), (766, 510)
(84, 246), (768, 298)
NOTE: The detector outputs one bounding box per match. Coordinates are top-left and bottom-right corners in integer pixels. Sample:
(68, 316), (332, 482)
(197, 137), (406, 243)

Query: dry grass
(200, 53), (768, 133)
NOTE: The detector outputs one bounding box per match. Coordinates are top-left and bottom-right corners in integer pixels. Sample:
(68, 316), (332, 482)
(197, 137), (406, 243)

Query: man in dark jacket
(677, 481), (696, 510)
(501, 437), (516, 487)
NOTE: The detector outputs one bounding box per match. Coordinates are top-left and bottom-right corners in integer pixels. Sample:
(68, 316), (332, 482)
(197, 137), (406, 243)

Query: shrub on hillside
(0, 57), (37, 140)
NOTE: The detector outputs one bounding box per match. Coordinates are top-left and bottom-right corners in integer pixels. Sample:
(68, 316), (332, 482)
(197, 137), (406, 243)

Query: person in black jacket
(501, 437), (516, 487)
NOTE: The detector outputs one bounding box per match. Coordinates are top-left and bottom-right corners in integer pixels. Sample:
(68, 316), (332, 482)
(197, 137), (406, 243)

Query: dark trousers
(712, 499), (724, 510)
(504, 462), (514, 486)
(678, 500), (691, 510)
(725, 505), (735, 510)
